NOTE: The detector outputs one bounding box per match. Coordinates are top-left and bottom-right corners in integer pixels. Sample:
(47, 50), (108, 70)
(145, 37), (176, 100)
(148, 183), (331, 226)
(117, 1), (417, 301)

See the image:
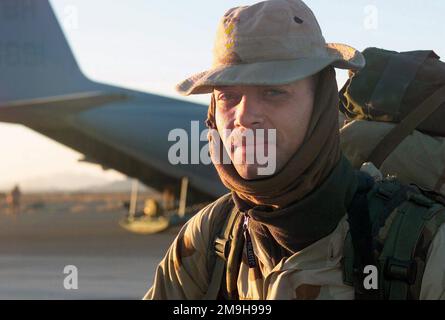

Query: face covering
(207, 67), (359, 263)
(207, 67), (341, 209)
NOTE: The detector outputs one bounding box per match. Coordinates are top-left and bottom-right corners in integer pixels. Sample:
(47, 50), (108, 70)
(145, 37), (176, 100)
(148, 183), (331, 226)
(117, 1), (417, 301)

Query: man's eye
(264, 89), (286, 97)
(218, 93), (238, 101)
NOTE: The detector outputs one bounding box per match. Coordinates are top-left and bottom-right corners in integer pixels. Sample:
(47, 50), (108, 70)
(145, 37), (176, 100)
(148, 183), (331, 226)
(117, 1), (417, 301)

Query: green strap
(225, 213), (244, 300)
(378, 193), (445, 300)
(203, 204), (240, 300)
(342, 233), (354, 286)
(408, 205), (445, 299)
(380, 200), (427, 299)
(203, 249), (226, 300)
(343, 178), (405, 290)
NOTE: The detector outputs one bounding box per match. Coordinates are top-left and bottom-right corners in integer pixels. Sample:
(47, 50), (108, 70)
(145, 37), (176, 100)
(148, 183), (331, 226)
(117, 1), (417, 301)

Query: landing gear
(119, 177), (208, 235)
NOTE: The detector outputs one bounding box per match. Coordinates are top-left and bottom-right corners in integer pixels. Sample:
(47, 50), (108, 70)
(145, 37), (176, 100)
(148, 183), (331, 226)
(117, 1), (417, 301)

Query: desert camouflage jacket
(144, 192), (445, 300)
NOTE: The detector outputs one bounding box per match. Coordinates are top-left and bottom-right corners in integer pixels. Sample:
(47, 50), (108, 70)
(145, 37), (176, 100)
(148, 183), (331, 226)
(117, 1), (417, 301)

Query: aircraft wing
(0, 0), (227, 201)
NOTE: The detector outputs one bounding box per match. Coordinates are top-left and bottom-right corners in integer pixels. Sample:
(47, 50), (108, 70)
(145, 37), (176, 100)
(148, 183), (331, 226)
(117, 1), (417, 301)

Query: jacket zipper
(243, 213), (257, 268)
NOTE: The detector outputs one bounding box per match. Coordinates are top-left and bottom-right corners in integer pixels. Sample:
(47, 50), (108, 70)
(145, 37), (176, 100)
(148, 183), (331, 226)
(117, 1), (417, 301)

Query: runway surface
(0, 193), (180, 299)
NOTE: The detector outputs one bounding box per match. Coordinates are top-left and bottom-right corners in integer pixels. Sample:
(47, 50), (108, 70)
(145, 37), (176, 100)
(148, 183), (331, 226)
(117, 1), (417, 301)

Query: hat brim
(176, 43), (365, 96)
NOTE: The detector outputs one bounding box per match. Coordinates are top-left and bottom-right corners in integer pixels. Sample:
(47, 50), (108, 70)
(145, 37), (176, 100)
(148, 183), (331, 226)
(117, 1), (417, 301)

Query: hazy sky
(0, 0), (444, 190)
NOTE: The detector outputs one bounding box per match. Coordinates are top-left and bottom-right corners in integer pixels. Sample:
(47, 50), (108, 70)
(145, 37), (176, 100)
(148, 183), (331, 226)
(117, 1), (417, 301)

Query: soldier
(162, 186), (176, 212)
(145, 0), (445, 300)
(6, 185), (21, 215)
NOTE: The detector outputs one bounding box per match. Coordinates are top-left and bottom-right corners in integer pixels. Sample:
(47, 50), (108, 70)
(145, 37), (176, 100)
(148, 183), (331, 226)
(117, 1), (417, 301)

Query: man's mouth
(232, 141), (275, 155)
(226, 129), (276, 159)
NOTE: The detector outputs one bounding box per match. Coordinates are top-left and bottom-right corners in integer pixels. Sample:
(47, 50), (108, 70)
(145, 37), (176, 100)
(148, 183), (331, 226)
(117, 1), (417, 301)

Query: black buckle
(376, 186), (394, 201)
(214, 237), (231, 261)
(384, 257), (417, 285)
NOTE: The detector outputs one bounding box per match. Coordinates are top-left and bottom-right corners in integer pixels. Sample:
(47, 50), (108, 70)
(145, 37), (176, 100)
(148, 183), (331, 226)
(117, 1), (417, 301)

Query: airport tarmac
(0, 193), (180, 299)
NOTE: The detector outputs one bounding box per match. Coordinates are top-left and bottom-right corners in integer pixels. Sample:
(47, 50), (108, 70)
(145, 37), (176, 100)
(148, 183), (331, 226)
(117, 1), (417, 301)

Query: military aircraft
(0, 0), (228, 233)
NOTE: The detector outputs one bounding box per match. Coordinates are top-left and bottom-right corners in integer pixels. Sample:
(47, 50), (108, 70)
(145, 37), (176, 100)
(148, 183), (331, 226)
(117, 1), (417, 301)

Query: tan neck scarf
(207, 67), (341, 209)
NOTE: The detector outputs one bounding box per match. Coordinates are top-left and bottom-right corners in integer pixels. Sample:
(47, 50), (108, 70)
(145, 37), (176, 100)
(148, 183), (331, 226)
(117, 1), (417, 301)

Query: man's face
(213, 76), (316, 180)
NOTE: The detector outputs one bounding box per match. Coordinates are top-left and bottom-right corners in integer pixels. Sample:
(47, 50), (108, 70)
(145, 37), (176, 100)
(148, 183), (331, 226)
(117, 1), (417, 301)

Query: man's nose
(234, 95), (264, 129)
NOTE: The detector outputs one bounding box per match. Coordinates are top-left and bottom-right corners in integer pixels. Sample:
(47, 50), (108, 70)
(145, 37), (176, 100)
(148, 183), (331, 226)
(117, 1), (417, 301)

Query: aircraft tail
(0, 0), (100, 104)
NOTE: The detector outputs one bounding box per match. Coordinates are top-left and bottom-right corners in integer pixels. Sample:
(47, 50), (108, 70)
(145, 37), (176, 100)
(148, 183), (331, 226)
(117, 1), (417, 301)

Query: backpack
(340, 119), (445, 197)
(339, 47), (445, 197)
(339, 47), (445, 137)
(203, 47), (445, 300)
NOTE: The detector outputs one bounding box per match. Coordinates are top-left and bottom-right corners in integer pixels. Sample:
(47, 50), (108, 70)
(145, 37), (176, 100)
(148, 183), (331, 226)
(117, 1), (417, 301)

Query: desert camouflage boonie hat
(176, 0), (365, 96)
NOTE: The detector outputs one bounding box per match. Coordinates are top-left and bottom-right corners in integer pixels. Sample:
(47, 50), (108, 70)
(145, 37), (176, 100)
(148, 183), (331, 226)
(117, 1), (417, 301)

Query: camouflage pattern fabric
(144, 194), (445, 300)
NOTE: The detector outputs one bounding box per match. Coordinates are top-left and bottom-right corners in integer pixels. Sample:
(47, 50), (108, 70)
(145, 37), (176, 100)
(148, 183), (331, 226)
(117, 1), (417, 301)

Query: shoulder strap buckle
(407, 192), (435, 208)
(384, 257), (417, 285)
(376, 180), (400, 201)
(214, 237), (231, 261)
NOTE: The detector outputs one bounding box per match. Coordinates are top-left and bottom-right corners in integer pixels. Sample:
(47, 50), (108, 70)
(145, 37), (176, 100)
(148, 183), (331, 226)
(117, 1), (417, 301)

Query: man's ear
(205, 94), (217, 129)
(311, 72), (320, 95)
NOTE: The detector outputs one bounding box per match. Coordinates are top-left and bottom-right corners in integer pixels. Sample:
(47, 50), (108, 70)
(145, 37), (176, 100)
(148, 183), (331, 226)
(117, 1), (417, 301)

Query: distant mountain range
(0, 172), (153, 193)
(85, 178), (153, 193)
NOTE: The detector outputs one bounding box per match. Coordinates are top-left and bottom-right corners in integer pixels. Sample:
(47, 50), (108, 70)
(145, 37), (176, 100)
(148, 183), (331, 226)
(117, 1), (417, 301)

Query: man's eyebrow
(261, 84), (292, 90)
(213, 86), (237, 92)
(215, 84), (291, 90)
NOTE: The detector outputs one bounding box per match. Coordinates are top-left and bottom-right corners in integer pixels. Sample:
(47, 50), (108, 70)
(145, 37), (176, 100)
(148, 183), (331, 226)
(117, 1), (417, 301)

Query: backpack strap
(224, 210), (246, 300)
(343, 171), (381, 299)
(344, 176), (412, 298)
(203, 200), (241, 300)
(378, 191), (445, 299)
(368, 84), (445, 168)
